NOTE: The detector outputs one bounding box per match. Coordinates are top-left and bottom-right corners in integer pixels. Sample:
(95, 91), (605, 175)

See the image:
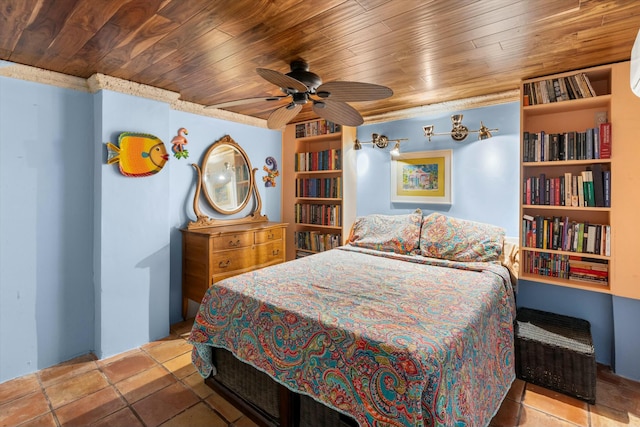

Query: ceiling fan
(206, 60), (393, 129)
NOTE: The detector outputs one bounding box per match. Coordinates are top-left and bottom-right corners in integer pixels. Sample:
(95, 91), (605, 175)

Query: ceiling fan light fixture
(292, 92), (308, 105)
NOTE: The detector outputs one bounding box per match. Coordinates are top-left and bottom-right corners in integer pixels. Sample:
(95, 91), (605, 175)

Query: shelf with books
(522, 67), (611, 106)
(282, 120), (357, 261)
(294, 230), (342, 254)
(294, 119), (341, 138)
(520, 63), (614, 292)
(522, 162), (611, 208)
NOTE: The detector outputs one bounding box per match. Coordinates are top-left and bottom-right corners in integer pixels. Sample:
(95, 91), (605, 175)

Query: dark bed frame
(205, 347), (358, 427)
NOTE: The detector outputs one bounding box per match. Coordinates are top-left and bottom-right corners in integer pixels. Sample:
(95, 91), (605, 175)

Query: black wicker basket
(214, 348), (356, 426)
(515, 308), (596, 404)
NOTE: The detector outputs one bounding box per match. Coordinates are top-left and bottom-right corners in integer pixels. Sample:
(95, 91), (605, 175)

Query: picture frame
(390, 149), (452, 204)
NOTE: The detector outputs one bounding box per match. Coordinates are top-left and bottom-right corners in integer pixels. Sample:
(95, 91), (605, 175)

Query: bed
(188, 211), (518, 427)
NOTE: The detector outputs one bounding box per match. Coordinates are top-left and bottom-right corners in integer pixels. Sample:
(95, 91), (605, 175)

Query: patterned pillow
(347, 209), (422, 254)
(419, 212), (505, 262)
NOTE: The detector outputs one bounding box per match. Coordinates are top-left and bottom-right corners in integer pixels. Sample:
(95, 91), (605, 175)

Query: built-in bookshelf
(520, 64), (613, 293)
(282, 119), (357, 261)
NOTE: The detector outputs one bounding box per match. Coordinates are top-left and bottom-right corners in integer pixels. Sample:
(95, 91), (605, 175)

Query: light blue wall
(0, 77), (94, 380)
(0, 73), (282, 382)
(356, 103), (521, 236)
(612, 296), (640, 380)
(94, 91), (173, 358)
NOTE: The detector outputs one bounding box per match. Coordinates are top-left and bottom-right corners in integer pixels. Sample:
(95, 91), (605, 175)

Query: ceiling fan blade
(312, 100), (364, 127)
(267, 104), (303, 129)
(205, 95), (289, 109)
(315, 81), (393, 102)
(257, 68), (308, 93)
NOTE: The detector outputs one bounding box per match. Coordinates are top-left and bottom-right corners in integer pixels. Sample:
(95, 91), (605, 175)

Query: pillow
(347, 209), (422, 254)
(419, 212), (505, 262)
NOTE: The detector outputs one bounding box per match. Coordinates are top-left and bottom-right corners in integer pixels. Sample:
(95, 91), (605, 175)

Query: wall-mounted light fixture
(354, 133), (408, 156)
(423, 114), (498, 142)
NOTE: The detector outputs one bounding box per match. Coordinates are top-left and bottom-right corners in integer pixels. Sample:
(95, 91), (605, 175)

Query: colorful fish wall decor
(106, 132), (169, 177)
(171, 127), (189, 159)
(263, 156), (279, 187)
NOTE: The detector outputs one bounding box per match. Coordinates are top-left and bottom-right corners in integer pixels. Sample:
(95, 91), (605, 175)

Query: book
(571, 175), (579, 206)
(603, 170), (611, 207)
(581, 170), (595, 207)
(585, 128), (594, 159)
(539, 173), (546, 205)
(599, 122), (612, 159)
(567, 131), (576, 160)
(564, 172), (573, 206)
(576, 222), (585, 252)
(552, 216), (561, 250)
(586, 224), (597, 253)
(577, 175), (585, 207)
(590, 164), (605, 207)
(593, 126), (600, 159)
(522, 214), (534, 246)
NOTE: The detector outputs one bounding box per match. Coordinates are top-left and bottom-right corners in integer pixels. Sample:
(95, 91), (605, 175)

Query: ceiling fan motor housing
(286, 60), (322, 91)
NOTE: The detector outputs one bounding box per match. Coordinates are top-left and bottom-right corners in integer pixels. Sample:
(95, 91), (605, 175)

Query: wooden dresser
(181, 221), (287, 318)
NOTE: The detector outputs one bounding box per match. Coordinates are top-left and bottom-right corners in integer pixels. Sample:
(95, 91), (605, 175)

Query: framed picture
(391, 149), (452, 204)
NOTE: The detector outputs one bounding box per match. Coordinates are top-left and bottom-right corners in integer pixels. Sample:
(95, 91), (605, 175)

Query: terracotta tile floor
(1, 318), (639, 427)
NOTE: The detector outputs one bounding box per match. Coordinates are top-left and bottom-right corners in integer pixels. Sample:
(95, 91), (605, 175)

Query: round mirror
(202, 138), (253, 214)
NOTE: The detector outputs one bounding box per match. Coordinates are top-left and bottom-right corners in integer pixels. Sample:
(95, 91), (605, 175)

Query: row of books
(522, 122), (611, 162)
(521, 215), (611, 256)
(295, 120), (341, 138)
(295, 177), (342, 198)
(522, 72), (597, 106)
(521, 252), (609, 285)
(294, 148), (342, 172)
(523, 165), (611, 208)
(294, 203), (342, 226)
(294, 231), (341, 253)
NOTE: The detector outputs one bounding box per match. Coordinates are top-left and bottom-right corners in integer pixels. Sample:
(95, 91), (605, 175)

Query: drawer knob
(228, 239), (241, 247)
(272, 249), (280, 256)
(267, 233), (275, 239)
(219, 260), (230, 268)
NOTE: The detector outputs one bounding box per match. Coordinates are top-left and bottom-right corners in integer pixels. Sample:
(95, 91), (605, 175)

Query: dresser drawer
(255, 241), (285, 264)
(210, 247), (255, 275)
(255, 227), (283, 244)
(212, 232), (253, 251)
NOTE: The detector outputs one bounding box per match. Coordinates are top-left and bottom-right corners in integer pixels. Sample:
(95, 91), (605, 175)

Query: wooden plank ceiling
(1, 0), (639, 124)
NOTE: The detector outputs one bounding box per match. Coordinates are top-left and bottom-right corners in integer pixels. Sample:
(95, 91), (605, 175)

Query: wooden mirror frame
(187, 135), (268, 229)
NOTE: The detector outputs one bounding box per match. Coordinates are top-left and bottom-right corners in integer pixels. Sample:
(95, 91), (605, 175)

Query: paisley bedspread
(189, 246), (516, 427)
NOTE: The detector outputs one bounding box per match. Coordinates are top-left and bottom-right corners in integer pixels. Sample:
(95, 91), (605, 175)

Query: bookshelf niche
(520, 64), (613, 293)
(281, 119), (357, 261)
(520, 60), (640, 301)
